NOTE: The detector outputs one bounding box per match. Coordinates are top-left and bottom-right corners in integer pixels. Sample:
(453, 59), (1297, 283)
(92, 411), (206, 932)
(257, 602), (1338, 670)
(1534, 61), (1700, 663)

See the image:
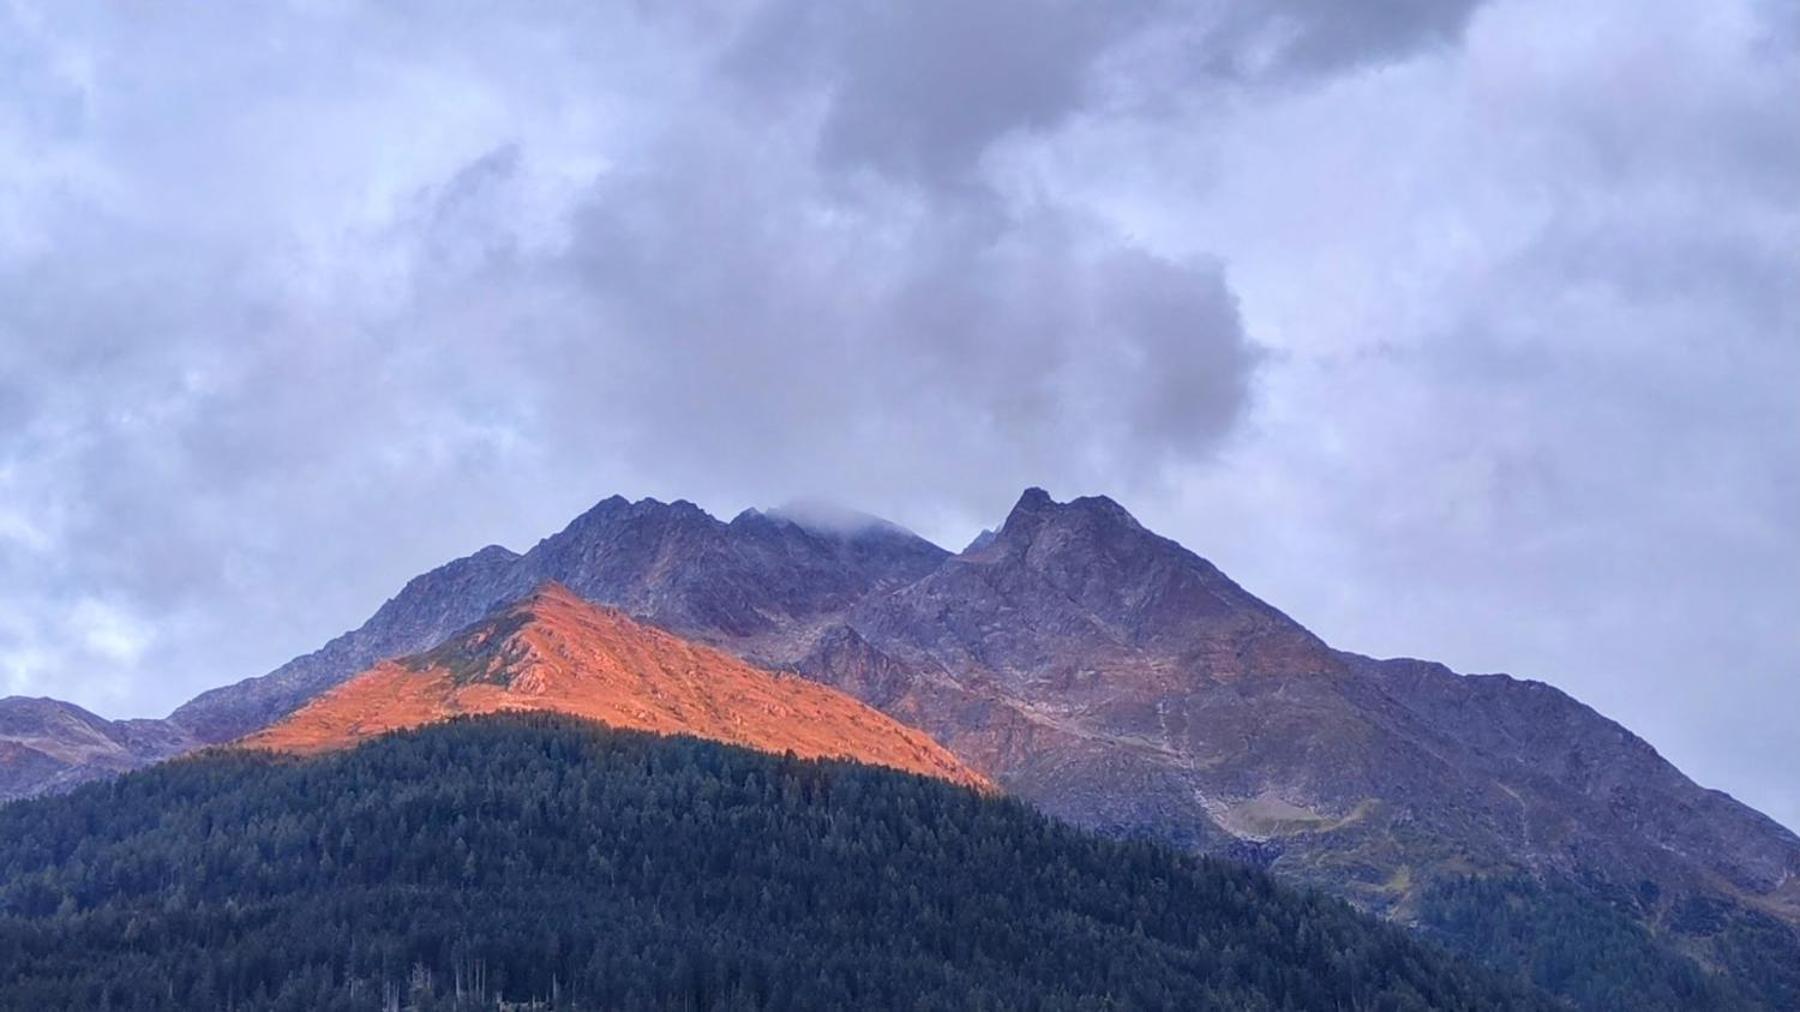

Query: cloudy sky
(2, 1), (1795, 827)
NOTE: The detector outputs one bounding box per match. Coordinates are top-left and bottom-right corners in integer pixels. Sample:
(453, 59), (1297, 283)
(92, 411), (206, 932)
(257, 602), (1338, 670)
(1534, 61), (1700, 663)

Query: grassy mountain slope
(241, 583), (986, 791)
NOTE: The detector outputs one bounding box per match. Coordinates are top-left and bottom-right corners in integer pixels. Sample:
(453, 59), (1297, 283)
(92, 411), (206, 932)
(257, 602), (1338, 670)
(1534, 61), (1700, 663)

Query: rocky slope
(792, 493), (1800, 911)
(783, 491), (1800, 1003)
(243, 583), (985, 790)
(790, 491), (1800, 925)
(168, 542), (532, 743)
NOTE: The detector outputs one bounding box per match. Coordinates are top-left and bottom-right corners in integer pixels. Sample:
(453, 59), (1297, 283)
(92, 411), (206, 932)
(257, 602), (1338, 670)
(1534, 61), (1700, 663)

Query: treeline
(0, 714), (1551, 1011)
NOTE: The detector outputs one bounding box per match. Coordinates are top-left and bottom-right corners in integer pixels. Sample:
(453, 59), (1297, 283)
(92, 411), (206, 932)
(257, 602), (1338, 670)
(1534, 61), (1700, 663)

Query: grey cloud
(0, 0), (1266, 716)
(512, 122), (1258, 513)
(1207, 0), (1490, 78)
(1110, 0), (1799, 829)
(724, 0), (1158, 186)
(717, 0), (1494, 190)
(1095, 249), (1254, 452)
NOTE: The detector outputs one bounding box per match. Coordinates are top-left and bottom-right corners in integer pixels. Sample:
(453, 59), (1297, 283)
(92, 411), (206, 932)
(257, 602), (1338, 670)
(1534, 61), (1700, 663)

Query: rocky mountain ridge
(169, 495), (948, 744)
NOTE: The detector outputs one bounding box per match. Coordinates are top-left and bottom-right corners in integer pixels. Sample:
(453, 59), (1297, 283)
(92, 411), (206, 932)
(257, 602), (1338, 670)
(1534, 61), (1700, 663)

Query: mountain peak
(995, 487), (1055, 544)
(559, 494), (717, 533)
(1003, 486), (1137, 518)
(569, 493), (632, 524)
(995, 487), (1145, 550)
(861, 484), (1332, 685)
(242, 586), (987, 790)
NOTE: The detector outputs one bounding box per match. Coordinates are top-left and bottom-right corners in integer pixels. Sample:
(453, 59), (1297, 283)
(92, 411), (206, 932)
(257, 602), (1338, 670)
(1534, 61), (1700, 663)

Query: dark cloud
(724, 0), (1158, 186)
(0, 0), (1265, 719)
(718, 0), (1497, 188)
(410, 121), (1257, 513)
(1208, 0), (1490, 77)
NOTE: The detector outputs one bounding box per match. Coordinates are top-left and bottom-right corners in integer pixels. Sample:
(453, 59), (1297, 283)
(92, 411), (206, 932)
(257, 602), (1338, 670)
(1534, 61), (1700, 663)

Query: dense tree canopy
(0, 714), (1551, 1011)
(1418, 873), (1799, 1011)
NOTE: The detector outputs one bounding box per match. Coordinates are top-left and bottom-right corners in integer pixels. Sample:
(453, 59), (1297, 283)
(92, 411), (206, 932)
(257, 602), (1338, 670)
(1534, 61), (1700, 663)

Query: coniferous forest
(0, 714), (1555, 1011)
(1418, 873), (1800, 1011)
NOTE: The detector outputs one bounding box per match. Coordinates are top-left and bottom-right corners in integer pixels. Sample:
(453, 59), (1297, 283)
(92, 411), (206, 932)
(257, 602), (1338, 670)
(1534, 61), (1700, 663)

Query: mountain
(801, 490), (1800, 917)
(0, 714), (1555, 1010)
(7, 486), (1798, 1005)
(789, 491), (1800, 1005)
(242, 583), (986, 790)
(169, 496), (948, 744)
(0, 697), (194, 802)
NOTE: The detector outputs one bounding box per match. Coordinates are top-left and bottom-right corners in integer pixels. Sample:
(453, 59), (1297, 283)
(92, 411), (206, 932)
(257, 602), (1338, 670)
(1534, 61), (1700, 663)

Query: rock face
(792, 488), (1349, 853)
(1347, 655), (1800, 916)
(243, 583), (986, 791)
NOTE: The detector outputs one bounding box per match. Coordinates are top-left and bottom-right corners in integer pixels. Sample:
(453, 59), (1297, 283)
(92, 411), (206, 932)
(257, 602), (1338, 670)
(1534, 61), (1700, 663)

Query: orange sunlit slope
(242, 582), (987, 790)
